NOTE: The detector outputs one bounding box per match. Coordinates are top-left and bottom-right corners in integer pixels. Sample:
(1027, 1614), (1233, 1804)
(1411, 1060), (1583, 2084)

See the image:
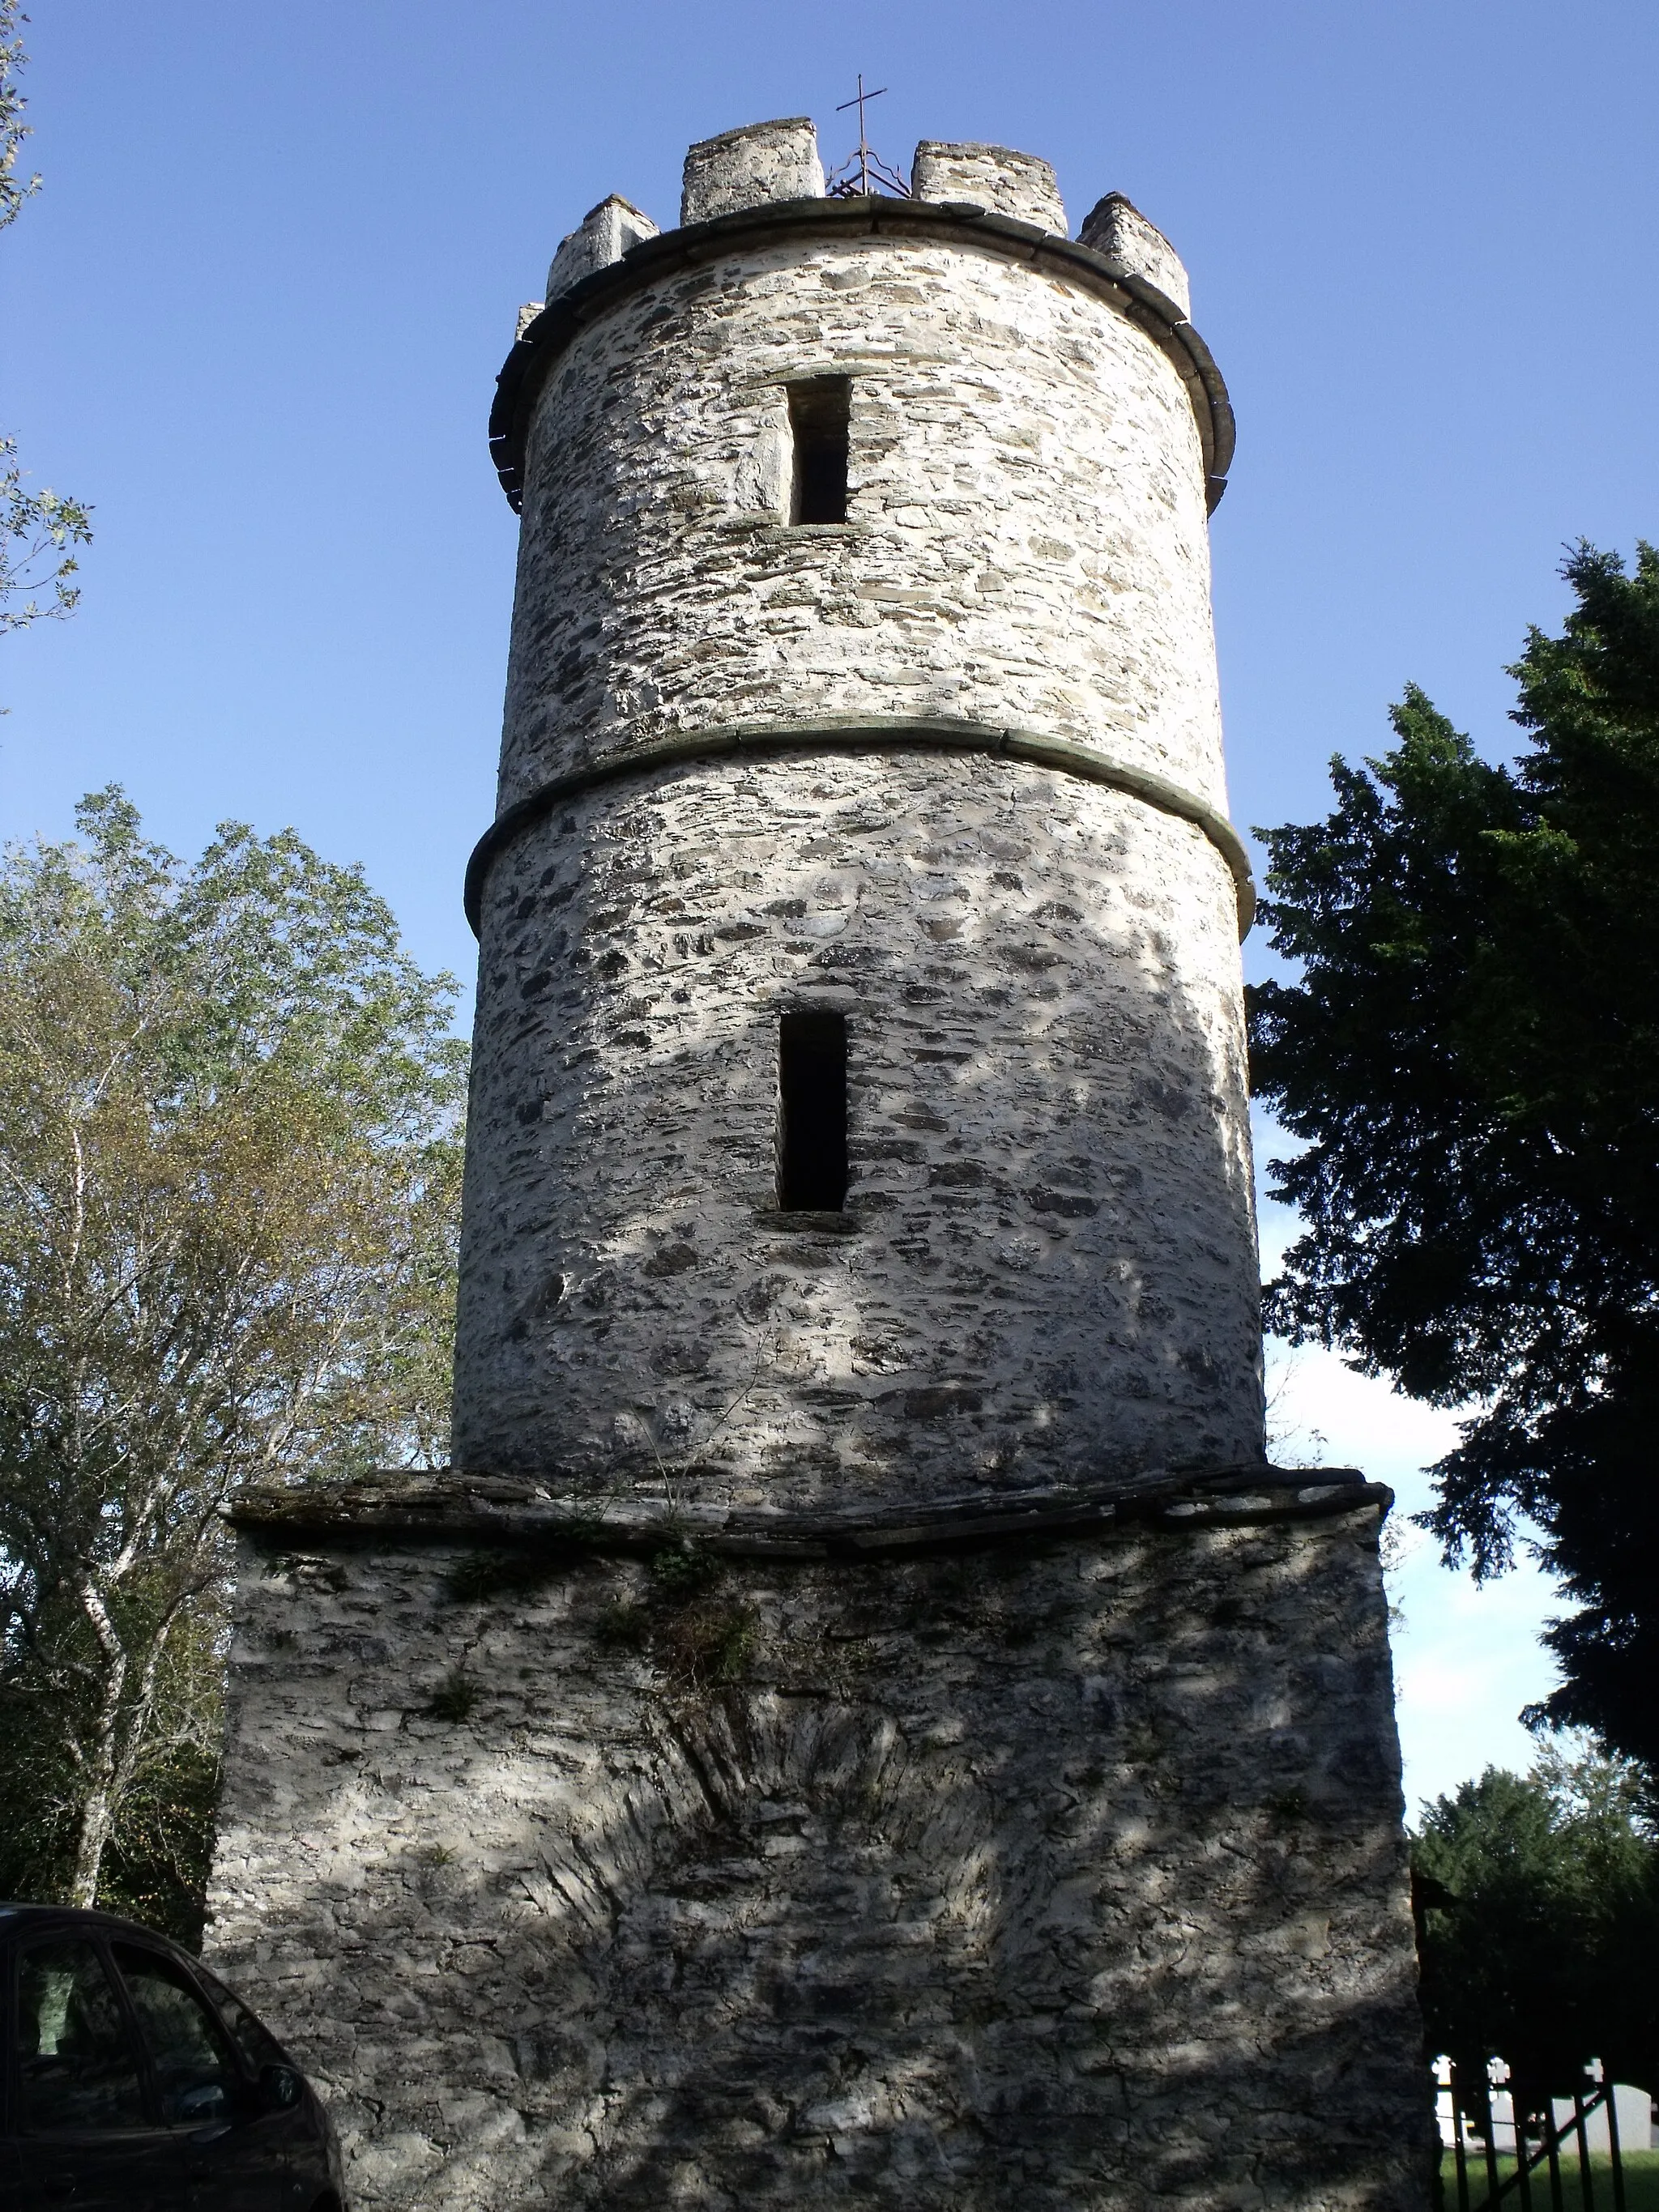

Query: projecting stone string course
(459, 715), (1259, 939)
(207, 112), (1428, 2211)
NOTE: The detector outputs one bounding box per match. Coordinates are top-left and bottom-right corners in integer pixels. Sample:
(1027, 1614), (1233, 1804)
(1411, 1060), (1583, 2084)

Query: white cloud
(1265, 1335), (1560, 1818)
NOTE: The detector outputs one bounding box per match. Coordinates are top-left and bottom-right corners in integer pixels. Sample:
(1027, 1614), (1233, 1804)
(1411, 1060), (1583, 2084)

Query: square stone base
(207, 1494), (1427, 2209)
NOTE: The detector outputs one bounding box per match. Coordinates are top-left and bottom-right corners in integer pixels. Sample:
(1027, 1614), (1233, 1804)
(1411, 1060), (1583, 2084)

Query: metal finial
(825, 75), (911, 198)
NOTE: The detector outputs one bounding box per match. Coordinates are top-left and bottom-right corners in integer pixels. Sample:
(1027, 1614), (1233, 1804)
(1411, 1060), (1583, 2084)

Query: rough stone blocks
(455, 757), (1260, 1498)
(207, 1500), (1427, 2210)
(1078, 194), (1192, 319)
(681, 118), (825, 225)
(545, 194), (658, 304)
(911, 139), (1068, 235)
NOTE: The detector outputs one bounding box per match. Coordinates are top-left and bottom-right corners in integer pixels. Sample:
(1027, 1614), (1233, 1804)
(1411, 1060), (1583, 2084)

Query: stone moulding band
(488, 194), (1235, 513)
(228, 1464), (1388, 1560)
(464, 716), (1257, 940)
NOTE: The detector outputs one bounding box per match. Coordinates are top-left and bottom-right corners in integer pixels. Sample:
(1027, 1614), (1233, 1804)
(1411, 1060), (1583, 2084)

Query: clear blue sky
(5, 0), (1654, 1803)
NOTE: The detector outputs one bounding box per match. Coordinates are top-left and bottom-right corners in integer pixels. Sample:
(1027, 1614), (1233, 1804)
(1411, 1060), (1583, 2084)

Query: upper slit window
(787, 378), (851, 526)
(778, 1011), (848, 1212)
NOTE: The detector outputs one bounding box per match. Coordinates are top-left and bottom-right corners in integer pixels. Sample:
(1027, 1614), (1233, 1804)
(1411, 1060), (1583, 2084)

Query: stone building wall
(205, 120), (1429, 2212)
(207, 1477), (1427, 2212)
(497, 230), (1223, 812)
(457, 125), (1254, 1490)
(456, 753), (1260, 1500)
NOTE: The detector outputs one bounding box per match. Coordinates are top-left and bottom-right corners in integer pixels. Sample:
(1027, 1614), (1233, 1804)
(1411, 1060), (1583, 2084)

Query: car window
(111, 1942), (241, 2126)
(194, 1965), (288, 2073)
(16, 1939), (148, 2133)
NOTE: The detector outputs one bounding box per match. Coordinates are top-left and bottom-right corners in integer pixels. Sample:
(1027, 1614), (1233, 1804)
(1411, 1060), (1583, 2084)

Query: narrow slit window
(778, 1011), (848, 1212)
(787, 377), (851, 525)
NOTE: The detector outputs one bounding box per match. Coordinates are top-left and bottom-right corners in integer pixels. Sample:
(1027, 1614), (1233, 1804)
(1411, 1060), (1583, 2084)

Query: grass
(1438, 2149), (1659, 2211)
(424, 1669), (481, 1722)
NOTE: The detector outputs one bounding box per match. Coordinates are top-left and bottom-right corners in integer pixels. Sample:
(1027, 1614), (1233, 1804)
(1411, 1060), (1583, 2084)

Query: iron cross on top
(828, 75), (910, 198)
(837, 74), (888, 147)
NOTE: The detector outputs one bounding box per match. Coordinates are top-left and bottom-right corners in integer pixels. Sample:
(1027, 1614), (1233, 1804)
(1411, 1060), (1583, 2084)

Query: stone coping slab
(228, 1462), (1388, 1558)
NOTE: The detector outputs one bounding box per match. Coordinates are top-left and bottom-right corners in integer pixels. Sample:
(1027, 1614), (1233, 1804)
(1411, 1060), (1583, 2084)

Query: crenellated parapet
(489, 144), (1232, 587)
(496, 120), (1207, 501)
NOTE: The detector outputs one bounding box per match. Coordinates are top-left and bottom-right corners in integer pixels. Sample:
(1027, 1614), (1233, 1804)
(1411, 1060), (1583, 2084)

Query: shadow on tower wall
(456, 752), (1264, 1507)
(207, 1505), (1429, 2211)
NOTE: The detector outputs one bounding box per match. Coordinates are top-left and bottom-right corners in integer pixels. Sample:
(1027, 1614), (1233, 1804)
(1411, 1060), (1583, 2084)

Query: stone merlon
(545, 192), (659, 304)
(680, 116), (825, 224)
(1080, 190), (1192, 318)
(911, 139), (1066, 234)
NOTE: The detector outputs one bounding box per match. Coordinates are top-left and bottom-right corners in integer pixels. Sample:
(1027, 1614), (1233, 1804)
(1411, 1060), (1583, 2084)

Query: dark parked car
(0, 1905), (343, 2211)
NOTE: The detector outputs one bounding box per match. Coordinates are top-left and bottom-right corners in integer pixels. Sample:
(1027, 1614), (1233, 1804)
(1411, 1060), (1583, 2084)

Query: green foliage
(444, 1539), (601, 1604)
(1413, 1746), (1659, 2094)
(1, 437), (92, 636)
(654, 1600), (757, 1688)
(96, 1736), (222, 1950)
(636, 1542), (754, 1683)
(0, 2), (39, 232)
(446, 1550), (551, 1604)
(1249, 543), (1659, 1774)
(1, 5), (92, 643)
(0, 791), (466, 1912)
(593, 1598), (650, 1649)
(647, 1541), (720, 1600)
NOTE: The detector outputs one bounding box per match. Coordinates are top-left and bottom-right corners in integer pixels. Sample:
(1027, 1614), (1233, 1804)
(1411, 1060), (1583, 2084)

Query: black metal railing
(1433, 2056), (1632, 2212)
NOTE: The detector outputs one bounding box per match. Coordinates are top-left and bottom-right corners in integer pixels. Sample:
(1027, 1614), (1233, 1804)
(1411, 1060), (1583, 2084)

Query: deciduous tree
(0, 792), (465, 1927)
(1414, 1745), (1659, 2092)
(1, 2), (91, 638)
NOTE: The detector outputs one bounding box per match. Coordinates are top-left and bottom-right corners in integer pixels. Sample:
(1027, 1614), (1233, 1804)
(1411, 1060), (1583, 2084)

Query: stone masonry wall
(497, 233), (1224, 815)
(910, 142), (1068, 233)
(456, 211), (1251, 1489)
(454, 752), (1260, 1498)
(206, 1495), (1427, 2211)
(208, 130), (1431, 2212)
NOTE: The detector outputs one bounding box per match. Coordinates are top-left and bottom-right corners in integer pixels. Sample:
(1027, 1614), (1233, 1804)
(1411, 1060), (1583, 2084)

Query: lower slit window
(778, 1011), (848, 1212)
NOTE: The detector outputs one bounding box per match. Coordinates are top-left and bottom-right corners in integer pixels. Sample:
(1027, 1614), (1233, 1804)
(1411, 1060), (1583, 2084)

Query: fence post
(1572, 2085), (1595, 2212)
(1544, 2089), (1566, 2212)
(1596, 2063), (1625, 2212)
(1510, 2071), (1534, 2212)
(1453, 2062), (1472, 2212)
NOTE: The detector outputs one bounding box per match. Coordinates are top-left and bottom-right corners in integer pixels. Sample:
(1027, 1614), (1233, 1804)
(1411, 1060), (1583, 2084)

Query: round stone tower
(455, 117), (1262, 1506)
(208, 117), (1425, 2212)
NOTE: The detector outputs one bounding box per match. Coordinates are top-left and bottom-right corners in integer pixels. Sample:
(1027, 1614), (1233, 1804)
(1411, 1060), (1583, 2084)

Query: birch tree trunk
(67, 1587), (127, 1907)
